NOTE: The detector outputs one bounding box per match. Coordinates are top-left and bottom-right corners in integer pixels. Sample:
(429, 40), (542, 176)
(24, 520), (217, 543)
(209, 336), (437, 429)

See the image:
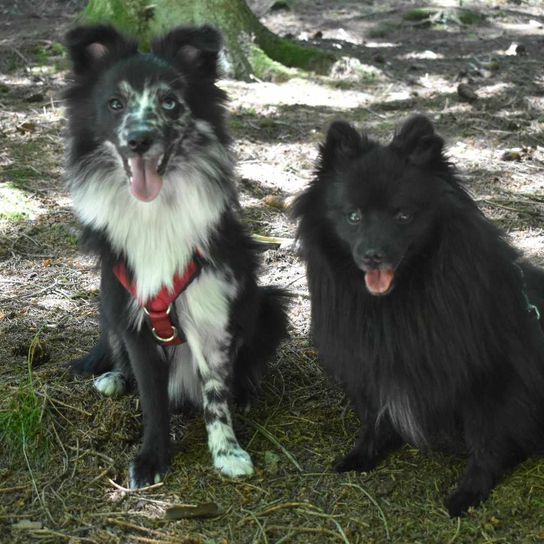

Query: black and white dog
(64, 25), (288, 488)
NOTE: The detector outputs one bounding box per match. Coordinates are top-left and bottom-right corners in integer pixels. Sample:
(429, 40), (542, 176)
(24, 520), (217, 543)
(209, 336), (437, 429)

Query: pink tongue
(365, 269), (395, 295)
(129, 156), (163, 202)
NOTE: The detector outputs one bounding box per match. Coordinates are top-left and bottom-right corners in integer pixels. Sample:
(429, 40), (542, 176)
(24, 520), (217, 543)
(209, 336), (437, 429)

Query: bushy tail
(233, 286), (290, 404)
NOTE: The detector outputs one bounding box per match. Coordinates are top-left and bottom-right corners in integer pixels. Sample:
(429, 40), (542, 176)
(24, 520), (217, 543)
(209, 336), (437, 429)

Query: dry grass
(2, 1), (544, 542)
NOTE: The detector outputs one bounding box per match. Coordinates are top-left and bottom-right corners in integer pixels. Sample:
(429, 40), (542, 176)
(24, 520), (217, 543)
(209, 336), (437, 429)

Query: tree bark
(83, 0), (335, 80)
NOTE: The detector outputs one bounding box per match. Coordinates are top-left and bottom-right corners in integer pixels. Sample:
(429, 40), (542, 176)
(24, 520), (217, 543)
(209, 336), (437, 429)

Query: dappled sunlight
(223, 78), (374, 109)
(0, 182), (45, 221)
(403, 50), (445, 60)
(509, 230), (544, 263)
(1, 1), (544, 542)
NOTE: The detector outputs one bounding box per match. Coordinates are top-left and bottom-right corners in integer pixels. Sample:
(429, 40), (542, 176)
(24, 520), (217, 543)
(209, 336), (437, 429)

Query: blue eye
(108, 97), (124, 111)
(396, 211), (413, 224)
(161, 96), (177, 110)
(346, 210), (361, 225)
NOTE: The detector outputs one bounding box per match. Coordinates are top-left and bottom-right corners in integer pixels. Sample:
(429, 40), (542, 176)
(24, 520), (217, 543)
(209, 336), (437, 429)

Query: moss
(83, 0), (336, 79)
(367, 21), (402, 39)
(403, 8), (434, 22)
(0, 335), (50, 466)
(256, 28), (335, 75)
(458, 10), (484, 25)
(403, 7), (483, 27)
(249, 46), (300, 82)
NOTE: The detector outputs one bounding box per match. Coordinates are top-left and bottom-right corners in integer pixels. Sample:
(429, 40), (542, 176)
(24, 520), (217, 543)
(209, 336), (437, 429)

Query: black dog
(63, 25), (287, 488)
(293, 114), (544, 516)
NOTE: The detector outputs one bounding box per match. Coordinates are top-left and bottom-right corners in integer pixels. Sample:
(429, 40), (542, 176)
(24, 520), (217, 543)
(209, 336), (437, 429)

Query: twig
(107, 478), (164, 493)
(447, 516), (462, 544)
(38, 394), (93, 417)
(253, 501), (321, 518)
(30, 529), (96, 543)
(0, 485), (29, 493)
(238, 415), (302, 472)
(342, 482), (390, 540)
(106, 518), (171, 538)
(265, 525), (348, 541)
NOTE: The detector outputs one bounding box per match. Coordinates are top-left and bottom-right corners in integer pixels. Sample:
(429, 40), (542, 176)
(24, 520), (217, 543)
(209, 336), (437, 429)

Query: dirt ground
(1, 0), (544, 542)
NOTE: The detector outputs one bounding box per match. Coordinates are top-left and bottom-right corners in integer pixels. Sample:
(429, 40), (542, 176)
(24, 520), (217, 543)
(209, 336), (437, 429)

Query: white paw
(213, 447), (254, 478)
(94, 371), (127, 397)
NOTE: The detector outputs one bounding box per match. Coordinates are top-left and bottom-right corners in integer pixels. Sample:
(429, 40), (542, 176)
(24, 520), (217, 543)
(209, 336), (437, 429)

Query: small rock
(457, 83), (478, 102)
(505, 42), (527, 56)
(24, 92), (44, 103)
(501, 150), (521, 161)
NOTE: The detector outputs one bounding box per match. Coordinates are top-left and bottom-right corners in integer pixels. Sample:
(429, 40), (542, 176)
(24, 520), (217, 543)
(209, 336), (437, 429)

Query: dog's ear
(392, 115), (444, 166)
(320, 121), (368, 166)
(65, 25), (136, 75)
(152, 26), (222, 80)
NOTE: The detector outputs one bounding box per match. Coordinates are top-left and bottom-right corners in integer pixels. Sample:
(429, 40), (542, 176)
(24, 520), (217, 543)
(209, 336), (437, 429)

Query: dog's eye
(108, 98), (124, 112)
(160, 96), (178, 110)
(346, 210), (361, 225)
(396, 211), (413, 224)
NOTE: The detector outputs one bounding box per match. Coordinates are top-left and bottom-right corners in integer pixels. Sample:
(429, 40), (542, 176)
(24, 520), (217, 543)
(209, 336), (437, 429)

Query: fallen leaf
(165, 502), (220, 520)
(263, 194), (287, 210)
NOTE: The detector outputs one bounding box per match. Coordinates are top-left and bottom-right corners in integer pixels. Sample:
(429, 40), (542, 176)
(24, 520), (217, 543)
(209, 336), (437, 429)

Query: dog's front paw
(213, 447), (254, 478)
(333, 448), (378, 473)
(445, 487), (486, 517)
(128, 454), (169, 489)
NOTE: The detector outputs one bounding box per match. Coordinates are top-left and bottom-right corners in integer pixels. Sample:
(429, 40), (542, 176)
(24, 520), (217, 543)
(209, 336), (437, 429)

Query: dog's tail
(233, 286), (290, 405)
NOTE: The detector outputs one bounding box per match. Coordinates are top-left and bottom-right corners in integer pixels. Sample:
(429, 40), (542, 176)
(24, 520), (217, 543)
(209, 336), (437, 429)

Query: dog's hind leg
(69, 331), (113, 376)
(71, 330), (131, 397)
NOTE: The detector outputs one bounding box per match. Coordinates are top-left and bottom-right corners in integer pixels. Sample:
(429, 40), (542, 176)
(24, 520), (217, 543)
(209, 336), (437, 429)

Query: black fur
(64, 25), (288, 487)
(293, 114), (544, 516)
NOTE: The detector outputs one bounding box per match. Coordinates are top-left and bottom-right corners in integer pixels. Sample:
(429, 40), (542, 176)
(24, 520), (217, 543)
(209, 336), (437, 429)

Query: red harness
(113, 253), (205, 346)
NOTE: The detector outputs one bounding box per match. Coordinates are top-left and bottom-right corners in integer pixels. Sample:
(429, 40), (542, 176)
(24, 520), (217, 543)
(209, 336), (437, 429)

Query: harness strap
(113, 252), (205, 346)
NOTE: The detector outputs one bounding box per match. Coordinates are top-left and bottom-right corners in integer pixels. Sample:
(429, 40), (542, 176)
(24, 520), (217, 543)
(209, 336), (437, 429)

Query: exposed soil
(1, 1), (544, 543)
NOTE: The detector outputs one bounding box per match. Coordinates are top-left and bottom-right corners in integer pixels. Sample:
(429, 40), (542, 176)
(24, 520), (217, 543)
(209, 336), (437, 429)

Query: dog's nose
(362, 248), (385, 266)
(127, 130), (155, 154)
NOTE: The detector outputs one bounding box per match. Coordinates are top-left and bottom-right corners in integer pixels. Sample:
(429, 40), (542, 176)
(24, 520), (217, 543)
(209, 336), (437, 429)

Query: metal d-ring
(151, 325), (178, 343)
(143, 303), (171, 316)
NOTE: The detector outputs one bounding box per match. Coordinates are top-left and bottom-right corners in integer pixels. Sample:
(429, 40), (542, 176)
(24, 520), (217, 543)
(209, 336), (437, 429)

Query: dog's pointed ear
(152, 26), (222, 79)
(65, 25), (136, 75)
(320, 121), (368, 167)
(392, 115), (444, 166)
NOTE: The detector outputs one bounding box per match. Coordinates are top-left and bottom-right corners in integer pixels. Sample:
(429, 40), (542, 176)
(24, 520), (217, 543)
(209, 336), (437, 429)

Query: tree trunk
(82, 0), (335, 80)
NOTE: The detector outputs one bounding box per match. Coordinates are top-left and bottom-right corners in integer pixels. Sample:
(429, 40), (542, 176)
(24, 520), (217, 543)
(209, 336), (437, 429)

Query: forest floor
(1, 0), (544, 542)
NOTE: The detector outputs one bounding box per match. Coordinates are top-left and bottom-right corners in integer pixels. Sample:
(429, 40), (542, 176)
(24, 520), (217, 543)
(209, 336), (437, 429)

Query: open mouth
(364, 267), (396, 296)
(125, 149), (171, 203)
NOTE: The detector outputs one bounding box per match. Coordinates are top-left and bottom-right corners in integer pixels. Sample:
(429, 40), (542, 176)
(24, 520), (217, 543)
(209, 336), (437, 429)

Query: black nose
(127, 130), (155, 154)
(362, 248), (385, 266)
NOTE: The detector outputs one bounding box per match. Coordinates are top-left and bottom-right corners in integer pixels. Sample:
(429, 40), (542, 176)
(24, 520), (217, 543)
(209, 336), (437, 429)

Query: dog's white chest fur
(71, 160), (224, 299)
